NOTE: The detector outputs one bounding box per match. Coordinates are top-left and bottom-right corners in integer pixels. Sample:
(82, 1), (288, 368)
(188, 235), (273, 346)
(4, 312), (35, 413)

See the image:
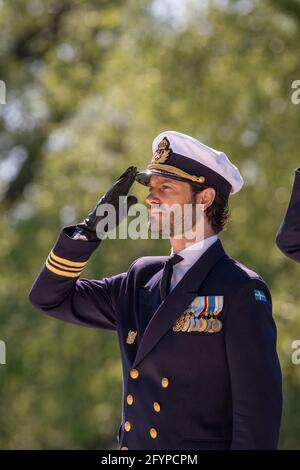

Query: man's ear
(195, 187), (216, 210)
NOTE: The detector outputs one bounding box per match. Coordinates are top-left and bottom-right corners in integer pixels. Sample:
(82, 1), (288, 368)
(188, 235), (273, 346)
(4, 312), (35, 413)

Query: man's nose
(146, 191), (161, 205)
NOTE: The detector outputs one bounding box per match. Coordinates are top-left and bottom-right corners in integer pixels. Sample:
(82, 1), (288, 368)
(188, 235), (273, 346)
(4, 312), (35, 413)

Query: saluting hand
(74, 166), (138, 241)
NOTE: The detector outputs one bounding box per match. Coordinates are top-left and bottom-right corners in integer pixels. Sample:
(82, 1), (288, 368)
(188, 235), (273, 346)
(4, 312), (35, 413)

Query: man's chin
(147, 224), (163, 238)
(147, 221), (203, 241)
(147, 221), (172, 239)
(148, 225), (189, 240)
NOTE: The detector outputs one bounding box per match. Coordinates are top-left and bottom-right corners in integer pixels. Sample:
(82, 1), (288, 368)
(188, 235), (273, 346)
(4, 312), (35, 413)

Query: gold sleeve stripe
(47, 256), (83, 272)
(45, 259), (84, 278)
(50, 250), (88, 268)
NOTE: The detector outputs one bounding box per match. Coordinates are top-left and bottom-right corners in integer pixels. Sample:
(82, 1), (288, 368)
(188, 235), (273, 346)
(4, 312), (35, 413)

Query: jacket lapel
(133, 239), (227, 368)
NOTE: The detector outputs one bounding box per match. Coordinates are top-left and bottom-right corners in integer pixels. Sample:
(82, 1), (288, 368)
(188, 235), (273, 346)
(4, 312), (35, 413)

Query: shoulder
(227, 256), (266, 282)
(217, 254), (271, 301)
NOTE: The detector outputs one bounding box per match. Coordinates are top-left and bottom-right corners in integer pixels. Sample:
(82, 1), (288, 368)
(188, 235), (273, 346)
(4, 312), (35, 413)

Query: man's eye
(161, 185), (172, 190)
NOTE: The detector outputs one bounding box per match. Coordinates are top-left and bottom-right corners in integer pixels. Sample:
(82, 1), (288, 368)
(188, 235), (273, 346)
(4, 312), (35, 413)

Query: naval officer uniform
(29, 131), (282, 450)
(276, 168), (300, 262)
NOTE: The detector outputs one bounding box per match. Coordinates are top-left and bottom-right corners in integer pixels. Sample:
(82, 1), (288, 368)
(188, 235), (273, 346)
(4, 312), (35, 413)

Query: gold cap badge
(151, 137), (172, 164)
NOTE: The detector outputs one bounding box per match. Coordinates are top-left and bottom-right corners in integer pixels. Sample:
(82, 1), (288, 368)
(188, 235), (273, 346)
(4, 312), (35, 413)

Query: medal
(192, 318), (201, 331)
(172, 314), (186, 332)
(197, 318), (207, 332)
(205, 318), (213, 332)
(172, 295), (224, 334)
(182, 313), (192, 332)
(187, 315), (197, 332)
(210, 318), (223, 333)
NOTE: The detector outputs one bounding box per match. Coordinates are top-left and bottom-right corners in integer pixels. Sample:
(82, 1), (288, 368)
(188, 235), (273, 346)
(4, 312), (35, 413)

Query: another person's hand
(73, 166), (138, 241)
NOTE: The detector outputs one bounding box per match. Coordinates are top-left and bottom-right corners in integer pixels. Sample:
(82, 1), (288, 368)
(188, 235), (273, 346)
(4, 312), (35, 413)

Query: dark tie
(160, 254), (183, 300)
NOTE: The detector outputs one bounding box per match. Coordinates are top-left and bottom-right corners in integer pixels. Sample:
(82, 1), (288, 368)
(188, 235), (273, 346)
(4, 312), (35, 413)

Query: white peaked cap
(152, 131), (244, 195)
(136, 130), (244, 201)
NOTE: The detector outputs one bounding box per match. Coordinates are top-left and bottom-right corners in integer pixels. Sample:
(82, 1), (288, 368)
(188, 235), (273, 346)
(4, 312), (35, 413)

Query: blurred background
(0, 0), (300, 449)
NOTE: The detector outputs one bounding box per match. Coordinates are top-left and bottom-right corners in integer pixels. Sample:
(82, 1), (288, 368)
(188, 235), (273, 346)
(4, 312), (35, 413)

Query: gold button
(150, 428), (158, 439)
(130, 368), (139, 379)
(120, 446), (128, 450)
(124, 421), (132, 432)
(161, 377), (169, 388)
(153, 402), (161, 412)
(127, 394), (134, 405)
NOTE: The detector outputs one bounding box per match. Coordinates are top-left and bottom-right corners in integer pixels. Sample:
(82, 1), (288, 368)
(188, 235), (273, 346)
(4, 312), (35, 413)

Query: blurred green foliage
(0, 0), (300, 449)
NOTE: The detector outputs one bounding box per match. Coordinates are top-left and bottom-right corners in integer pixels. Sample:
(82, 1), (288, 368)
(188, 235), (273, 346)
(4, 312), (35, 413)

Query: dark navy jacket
(29, 227), (282, 450)
(276, 168), (300, 262)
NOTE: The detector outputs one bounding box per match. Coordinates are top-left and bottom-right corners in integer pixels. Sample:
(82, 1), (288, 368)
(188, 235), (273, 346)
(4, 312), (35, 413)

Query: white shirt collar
(168, 235), (218, 291)
(170, 234), (219, 265)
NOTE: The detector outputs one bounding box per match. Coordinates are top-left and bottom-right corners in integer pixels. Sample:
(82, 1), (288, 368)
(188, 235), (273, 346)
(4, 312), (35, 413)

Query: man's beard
(147, 193), (204, 239)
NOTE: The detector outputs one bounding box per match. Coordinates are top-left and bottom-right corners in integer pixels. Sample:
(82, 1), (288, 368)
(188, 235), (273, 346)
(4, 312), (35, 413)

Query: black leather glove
(72, 166), (138, 241)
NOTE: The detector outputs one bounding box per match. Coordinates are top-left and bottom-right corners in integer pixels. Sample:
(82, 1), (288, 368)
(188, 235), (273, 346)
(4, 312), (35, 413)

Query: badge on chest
(126, 330), (137, 344)
(172, 295), (224, 334)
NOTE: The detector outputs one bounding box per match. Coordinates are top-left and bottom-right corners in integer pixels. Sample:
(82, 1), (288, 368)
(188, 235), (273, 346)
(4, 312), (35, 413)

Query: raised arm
(29, 166), (138, 330)
(28, 227), (126, 330)
(276, 168), (300, 262)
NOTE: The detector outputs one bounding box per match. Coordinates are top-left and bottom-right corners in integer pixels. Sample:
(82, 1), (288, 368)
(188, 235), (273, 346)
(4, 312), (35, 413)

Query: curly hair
(191, 183), (231, 234)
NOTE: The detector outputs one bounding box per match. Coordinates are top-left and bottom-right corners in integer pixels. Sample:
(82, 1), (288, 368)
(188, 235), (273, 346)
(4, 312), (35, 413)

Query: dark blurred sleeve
(225, 280), (282, 449)
(28, 225), (126, 331)
(276, 168), (300, 262)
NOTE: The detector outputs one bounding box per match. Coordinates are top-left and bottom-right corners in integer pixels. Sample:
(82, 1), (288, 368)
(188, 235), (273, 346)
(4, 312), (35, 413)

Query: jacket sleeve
(28, 225), (127, 331)
(225, 280), (282, 450)
(276, 168), (300, 262)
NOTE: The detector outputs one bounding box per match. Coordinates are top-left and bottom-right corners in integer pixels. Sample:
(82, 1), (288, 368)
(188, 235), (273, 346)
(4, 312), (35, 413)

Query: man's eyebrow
(149, 180), (176, 189)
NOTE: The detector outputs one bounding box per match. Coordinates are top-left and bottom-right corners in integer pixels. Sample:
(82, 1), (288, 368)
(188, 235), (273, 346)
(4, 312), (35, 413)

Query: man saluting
(29, 131), (282, 450)
(276, 168), (300, 262)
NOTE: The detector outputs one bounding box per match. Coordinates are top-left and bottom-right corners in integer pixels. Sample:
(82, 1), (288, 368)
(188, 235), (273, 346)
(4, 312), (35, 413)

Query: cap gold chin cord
(146, 163), (206, 184)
